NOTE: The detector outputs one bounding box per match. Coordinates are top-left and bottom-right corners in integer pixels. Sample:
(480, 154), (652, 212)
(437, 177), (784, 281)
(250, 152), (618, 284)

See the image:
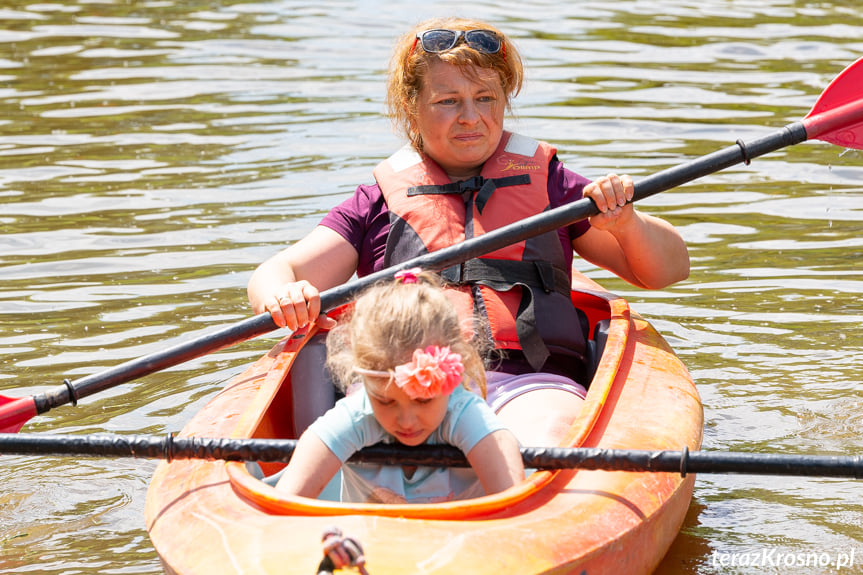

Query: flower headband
(394, 267), (422, 284)
(354, 345), (464, 400)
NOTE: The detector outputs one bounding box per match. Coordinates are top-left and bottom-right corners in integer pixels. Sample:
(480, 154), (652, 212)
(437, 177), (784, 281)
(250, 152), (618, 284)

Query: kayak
(145, 272), (703, 574)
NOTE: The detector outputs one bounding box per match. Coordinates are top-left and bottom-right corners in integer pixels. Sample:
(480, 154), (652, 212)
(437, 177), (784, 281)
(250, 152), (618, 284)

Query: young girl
(275, 269), (525, 504)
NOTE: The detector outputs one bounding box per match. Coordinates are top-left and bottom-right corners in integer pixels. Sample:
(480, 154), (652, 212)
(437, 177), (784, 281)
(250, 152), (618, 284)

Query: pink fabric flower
(394, 267), (422, 284)
(393, 345), (464, 400)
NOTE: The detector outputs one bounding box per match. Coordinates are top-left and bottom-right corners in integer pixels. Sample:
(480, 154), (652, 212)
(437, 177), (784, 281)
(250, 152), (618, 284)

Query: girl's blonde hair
(326, 271), (487, 397)
(386, 17), (524, 153)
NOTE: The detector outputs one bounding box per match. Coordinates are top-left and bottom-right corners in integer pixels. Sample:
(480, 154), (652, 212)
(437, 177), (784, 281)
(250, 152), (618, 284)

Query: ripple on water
(2, 1), (863, 574)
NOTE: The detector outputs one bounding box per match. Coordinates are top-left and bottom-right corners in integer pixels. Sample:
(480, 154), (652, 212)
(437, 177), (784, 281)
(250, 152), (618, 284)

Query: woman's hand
(573, 172), (689, 289)
(582, 173), (635, 232)
(248, 226), (360, 331)
(264, 280), (336, 331)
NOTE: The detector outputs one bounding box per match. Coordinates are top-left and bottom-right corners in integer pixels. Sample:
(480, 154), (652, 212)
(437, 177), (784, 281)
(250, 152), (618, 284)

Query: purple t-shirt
(320, 158), (592, 277)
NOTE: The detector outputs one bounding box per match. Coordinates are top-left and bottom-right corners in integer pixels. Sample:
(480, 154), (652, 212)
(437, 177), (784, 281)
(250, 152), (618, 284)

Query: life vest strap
(407, 174), (530, 214)
(442, 259), (571, 371)
(442, 259), (570, 296)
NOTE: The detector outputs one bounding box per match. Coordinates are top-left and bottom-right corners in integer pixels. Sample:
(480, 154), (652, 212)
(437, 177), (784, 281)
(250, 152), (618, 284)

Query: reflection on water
(1, 1), (861, 573)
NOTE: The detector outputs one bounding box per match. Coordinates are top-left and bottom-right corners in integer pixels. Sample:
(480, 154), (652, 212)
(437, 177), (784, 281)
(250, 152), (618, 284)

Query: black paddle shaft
(3, 433), (861, 478)
(35, 121), (809, 414)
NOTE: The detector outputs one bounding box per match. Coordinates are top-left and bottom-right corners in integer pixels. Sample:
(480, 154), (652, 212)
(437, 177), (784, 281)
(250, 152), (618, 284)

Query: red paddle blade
(804, 57), (863, 149)
(0, 395), (37, 433)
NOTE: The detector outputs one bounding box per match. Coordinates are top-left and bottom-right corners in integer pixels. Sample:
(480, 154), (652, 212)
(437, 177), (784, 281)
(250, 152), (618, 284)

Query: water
(1, 1), (861, 573)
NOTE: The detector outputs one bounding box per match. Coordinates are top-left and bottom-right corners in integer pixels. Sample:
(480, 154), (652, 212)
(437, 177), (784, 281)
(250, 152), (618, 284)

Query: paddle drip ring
(317, 526), (370, 575)
(735, 139), (752, 165)
(164, 432), (175, 463)
(62, 378), (79, 407)
(679, 445), (689, 478)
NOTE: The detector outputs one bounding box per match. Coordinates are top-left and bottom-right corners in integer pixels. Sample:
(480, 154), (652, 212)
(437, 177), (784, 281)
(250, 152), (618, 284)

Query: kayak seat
(585, 318), (611, 385)
(289, 331), (340, 437)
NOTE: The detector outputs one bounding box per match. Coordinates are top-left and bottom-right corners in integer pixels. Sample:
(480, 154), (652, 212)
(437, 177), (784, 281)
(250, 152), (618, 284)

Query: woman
(248, 17), (689, 446)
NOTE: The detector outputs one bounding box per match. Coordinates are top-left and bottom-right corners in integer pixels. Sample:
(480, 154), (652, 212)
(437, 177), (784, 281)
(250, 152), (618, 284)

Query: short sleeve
(436, 387), (508, 454)
(308, 392), (387, 462)
(319, 184), (389, 276)
(548, 157), (592, 242)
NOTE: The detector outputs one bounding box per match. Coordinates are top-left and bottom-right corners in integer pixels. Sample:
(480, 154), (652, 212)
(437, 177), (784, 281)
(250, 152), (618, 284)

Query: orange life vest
(373, 132), (588, 378)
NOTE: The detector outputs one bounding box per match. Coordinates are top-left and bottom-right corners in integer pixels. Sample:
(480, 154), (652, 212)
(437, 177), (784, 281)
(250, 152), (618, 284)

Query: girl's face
(413, 59), (505, 180)
(365, 380), (450, 446)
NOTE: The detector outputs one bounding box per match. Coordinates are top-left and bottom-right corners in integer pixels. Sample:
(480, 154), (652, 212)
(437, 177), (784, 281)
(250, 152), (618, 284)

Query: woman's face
(413, 59), (505, 180)
(365, 380), (450, 446)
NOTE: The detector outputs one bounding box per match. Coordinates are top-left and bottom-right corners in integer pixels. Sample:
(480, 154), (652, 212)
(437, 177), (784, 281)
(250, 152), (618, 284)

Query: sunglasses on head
(412, 29), (504, 58)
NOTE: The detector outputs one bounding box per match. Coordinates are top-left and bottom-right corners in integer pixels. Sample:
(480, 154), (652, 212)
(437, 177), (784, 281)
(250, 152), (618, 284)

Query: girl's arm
(275, 430), (343, 498)
(466, 429), (525, 494)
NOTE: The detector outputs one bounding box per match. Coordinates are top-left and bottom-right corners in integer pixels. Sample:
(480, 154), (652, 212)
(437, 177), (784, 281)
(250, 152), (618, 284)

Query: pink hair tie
(394, 267), (422, 284)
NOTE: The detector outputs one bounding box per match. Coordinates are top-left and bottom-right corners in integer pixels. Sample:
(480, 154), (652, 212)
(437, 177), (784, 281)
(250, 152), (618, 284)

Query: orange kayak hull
(145, 275), (703, 574)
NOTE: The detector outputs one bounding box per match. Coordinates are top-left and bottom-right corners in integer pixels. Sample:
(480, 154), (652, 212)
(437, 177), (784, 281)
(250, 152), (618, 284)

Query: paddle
(1, 433), (860, 478)
(1, 58), (862, 434)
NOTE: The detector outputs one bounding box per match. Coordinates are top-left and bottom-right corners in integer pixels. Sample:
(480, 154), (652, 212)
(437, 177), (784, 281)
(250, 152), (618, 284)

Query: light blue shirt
(309, 386), (505, 503)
